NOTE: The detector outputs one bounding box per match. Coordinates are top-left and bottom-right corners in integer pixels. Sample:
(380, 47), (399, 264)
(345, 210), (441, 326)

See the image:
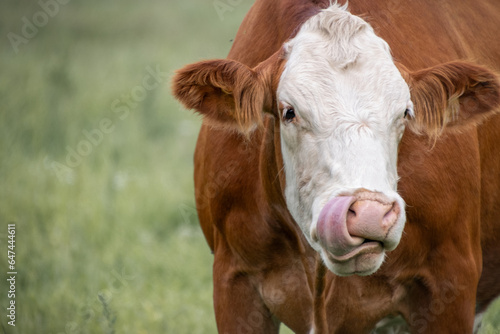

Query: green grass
(0, 1), (498, 333)
(0, 0), (252, 333)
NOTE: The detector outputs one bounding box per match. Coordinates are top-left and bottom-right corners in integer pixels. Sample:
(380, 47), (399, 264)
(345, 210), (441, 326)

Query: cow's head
(172, 5), (500, 276)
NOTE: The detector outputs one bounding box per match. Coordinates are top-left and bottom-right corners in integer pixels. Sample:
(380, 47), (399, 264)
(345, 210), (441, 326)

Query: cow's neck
(257, 117), (310, 254)
(257, 117), (286, 211)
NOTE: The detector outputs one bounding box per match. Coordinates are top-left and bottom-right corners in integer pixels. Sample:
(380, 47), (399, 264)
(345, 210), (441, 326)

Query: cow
(172, 0), (500, 333)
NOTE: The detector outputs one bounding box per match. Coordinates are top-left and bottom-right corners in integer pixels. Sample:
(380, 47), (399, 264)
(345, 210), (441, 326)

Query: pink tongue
(316, 196), (364, 255)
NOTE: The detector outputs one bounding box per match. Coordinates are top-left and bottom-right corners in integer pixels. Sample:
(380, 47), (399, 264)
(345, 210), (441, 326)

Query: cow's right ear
(172, 59), (273, 134)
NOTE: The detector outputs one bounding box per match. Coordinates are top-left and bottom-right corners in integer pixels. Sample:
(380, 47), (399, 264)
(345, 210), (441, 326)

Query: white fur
(277, 4), (412, 274)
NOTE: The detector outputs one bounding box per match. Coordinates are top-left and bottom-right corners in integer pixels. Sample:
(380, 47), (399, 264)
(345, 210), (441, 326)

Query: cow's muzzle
(313, 191), (404, 275)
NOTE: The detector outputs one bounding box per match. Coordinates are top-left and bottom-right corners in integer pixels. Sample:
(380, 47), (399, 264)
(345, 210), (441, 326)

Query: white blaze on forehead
(277, 4), (411, 249)
(279, 6), (410, 130)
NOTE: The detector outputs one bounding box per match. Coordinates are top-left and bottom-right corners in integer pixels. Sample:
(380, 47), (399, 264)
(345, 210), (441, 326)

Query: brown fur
(407, 61), (500, 138)
(172, 59), (271, 134)
(172, 0), (500, 333)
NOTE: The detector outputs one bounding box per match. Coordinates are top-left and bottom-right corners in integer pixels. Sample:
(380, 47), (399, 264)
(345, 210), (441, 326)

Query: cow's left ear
(407, 61), (500, 137)
(172, 58), (274, 134)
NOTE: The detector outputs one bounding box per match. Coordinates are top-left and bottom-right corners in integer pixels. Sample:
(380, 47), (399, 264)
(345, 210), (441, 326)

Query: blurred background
(0, 0), (252, 333)
(0, 1), (499, 333)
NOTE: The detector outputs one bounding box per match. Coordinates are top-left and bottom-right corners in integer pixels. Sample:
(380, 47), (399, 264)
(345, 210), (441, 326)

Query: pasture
(0, 0), (499, 333)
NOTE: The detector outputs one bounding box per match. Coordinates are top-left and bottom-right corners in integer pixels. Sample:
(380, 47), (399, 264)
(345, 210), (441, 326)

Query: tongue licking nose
(315, 192), (400, 258)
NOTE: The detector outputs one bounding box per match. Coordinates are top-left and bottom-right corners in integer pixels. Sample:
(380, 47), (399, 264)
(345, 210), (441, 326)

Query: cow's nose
(346, 199), (399, 241)
(315, 192), (402, 257)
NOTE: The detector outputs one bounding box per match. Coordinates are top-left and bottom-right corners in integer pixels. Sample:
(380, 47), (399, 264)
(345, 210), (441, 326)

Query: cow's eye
(404, 102), (414, 119)
(283, 107), (296, 123)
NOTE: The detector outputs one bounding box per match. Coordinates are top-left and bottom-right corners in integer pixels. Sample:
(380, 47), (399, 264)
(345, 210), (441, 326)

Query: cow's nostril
(348, 208), (356, 216)
(384, 203), (395, 217)
(382, 202), (398, 226)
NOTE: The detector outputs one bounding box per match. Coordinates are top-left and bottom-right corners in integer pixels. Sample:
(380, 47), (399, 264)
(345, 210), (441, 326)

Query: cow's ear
(407, 61), (500, 137)
(172, 59), (273, 134)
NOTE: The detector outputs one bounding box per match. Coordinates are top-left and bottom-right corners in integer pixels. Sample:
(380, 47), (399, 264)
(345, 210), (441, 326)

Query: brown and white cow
(172, 0), (500, 333)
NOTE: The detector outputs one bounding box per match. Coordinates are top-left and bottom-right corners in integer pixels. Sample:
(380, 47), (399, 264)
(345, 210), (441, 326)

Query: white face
(277, 6), (413, 276)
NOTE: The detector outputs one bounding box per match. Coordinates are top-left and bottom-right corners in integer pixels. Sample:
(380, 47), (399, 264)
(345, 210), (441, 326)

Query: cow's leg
(259, 258), (315, 334)
(406, 262), (480, 333)
(213, 256), (280, 334)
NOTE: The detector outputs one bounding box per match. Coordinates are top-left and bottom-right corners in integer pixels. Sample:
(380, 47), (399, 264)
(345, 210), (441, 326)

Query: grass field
(0, 1), (499, 333)
(0, 0), (252, 333)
